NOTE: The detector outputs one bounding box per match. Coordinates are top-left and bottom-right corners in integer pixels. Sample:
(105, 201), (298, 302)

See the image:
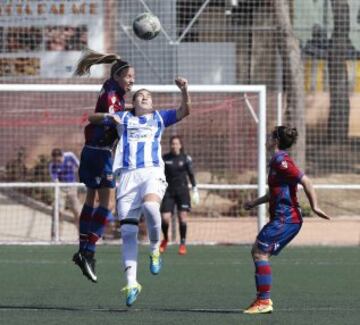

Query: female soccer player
(72, 49), (135, 283)
(160, 135), (199, 255)
(90, 76), (190, 306)
(243, 126), (330, 314)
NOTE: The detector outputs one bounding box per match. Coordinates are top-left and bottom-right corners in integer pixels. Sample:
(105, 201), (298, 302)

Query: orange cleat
(243, 298), (273, 314)
(159, 239), (168, 253)
(178, 244), (187, 255)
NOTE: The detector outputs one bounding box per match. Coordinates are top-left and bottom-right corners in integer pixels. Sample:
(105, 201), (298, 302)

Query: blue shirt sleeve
(159, 109), (178, 127)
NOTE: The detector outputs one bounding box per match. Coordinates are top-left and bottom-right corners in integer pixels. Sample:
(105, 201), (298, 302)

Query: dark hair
(51, 148), (63, 157)
(170, 135), (184, 153)
(74, 48), (131, 77)
(272, 126), (298, 150)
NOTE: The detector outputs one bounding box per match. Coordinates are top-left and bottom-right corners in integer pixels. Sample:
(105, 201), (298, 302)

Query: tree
(327, 0), (351, 143)
(273, 0), (305, 168)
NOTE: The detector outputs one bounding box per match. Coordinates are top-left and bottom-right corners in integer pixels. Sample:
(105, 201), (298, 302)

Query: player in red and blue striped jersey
(243, 126), (330, 314)
(72, 49), (135, 283)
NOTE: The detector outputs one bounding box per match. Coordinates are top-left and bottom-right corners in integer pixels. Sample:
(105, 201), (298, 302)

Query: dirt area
(185, 216), (360, 246)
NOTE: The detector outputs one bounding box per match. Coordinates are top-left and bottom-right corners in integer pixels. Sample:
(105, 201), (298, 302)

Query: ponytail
(74, 49), (122, 76)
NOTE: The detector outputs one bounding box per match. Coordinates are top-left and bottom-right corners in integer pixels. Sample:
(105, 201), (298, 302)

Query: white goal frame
(0, 84), (268, 240)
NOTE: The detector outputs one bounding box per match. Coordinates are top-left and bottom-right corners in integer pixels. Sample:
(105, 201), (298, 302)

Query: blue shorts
(78, 146), (115, 189)
(256, 220), (302, 256)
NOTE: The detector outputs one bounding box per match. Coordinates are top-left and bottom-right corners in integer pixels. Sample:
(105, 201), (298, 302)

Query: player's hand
(312, 207), (331, 220)
(175, 77), (188, 91)
(243, 201), (254, 210)
(111, 114), (121, 125)
(191, 187), (200, 206)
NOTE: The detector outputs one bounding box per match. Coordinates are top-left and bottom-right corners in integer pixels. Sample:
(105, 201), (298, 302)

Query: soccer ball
(133, 12), (161, 41)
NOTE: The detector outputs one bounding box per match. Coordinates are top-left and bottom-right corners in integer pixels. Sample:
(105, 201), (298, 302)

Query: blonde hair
(74, 49), (125, 76)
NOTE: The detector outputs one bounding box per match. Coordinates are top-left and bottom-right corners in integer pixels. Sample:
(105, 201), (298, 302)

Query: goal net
(0, 84), (266, 244)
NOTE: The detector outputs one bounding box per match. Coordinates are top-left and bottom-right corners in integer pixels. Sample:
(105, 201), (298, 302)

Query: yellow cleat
(243, 298), (273, 314)
(121, 283), (142, 307)
(149, 251), (162, 275)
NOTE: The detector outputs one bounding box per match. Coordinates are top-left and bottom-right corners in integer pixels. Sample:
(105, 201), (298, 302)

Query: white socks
(142, 201), (161, 254)
(120, 201), (161, 286)
(120, 224), (138, 286)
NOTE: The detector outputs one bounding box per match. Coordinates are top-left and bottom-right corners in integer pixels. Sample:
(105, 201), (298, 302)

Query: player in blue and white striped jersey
(89, 76), (190, 306)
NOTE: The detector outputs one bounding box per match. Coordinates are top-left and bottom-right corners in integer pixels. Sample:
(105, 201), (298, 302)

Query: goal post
(0, 83), (267, 243)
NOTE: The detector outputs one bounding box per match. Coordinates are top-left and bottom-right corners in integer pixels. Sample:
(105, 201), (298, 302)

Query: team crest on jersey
(111, 96), (117, 104)
(280, 160), (288, 169)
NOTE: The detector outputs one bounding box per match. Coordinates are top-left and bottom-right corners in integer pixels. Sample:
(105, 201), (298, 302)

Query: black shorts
(160, 189), (191, 213)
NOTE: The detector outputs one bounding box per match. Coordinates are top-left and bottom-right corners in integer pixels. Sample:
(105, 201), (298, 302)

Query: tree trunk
(327, 0), (351, 143)
(273, 0), (305, 169)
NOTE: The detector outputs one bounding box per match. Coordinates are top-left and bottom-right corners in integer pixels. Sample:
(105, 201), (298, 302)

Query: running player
(72, 49), (135, 283)
(243, 126), (330, 314)
(90, 76), (191, 306)
(160, 135), (199, 255)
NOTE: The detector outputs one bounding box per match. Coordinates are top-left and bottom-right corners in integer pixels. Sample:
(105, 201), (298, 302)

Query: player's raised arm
(175, 77), (191, 121)
(300, 175), (331, 220)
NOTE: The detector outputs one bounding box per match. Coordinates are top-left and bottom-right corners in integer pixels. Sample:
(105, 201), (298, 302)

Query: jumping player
(160, 135), (199, 255)
(90, 77), (191, 306)
(243, 126), (330, 314)
(72, 49), (135, 283)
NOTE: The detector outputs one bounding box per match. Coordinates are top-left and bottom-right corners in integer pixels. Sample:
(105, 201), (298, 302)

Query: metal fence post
(51, 182), (60, 242)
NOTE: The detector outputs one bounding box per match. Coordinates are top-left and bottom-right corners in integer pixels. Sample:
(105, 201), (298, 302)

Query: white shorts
(116, 167), (167, 221)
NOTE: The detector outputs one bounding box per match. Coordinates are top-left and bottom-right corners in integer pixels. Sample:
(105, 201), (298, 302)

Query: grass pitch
(0, 245), (359, 325)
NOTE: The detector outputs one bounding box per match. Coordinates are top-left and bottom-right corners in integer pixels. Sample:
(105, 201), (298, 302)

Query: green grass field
(0, 245), (359, 325)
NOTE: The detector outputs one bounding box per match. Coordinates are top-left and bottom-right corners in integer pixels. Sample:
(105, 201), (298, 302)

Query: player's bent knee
(142, 201), (161, 220)
(251, 245), (269, 261)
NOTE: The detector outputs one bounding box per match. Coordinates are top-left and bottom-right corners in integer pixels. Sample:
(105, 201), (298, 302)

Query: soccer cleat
(243, 298), (273, 314)
(149, 251), (162, 275)
(178, 244), (187, 255)
(121, 283), (142, 307)
(159, 239), (168, 253)
(72, 251), (97, 283)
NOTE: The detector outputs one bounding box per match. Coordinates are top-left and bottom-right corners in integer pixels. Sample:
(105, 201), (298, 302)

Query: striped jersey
(268, 151), (304, 224)
(49, 152), (79, 182)
(112, 109), (177, 171)
(84, 78), (125, 147)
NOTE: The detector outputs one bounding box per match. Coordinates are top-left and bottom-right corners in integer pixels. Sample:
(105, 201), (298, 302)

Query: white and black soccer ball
(133, 12), (161, 41)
